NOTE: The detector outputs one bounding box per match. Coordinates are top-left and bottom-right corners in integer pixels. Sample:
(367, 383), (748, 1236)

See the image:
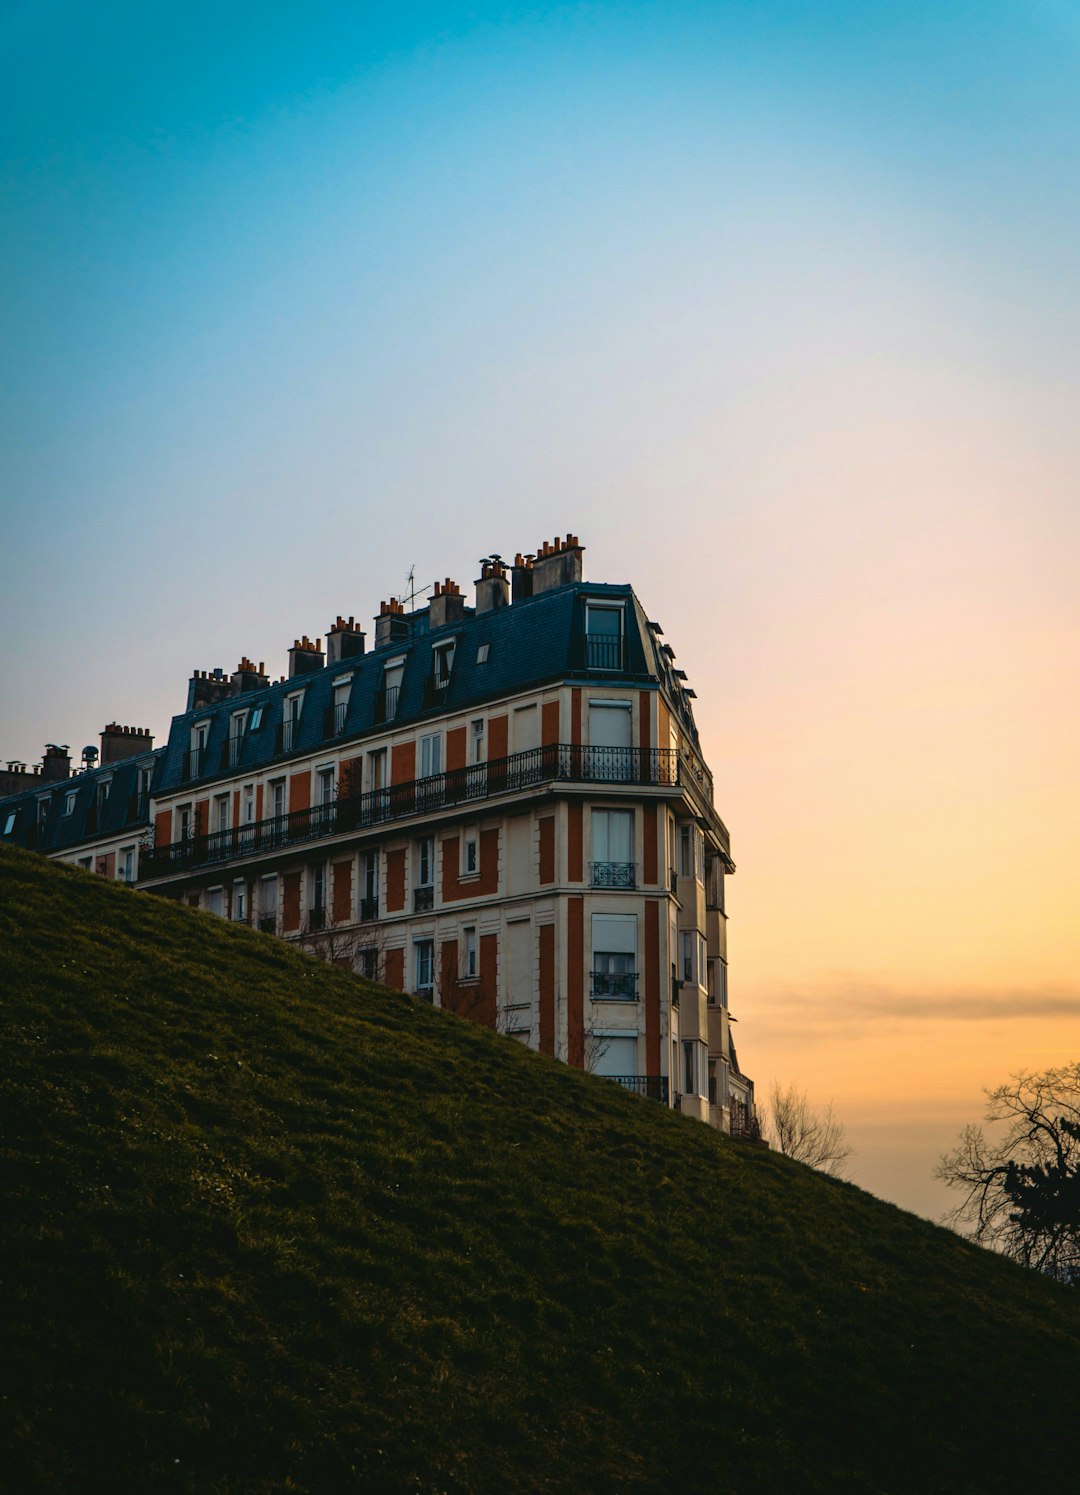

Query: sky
(3, 0), (1078, 1220)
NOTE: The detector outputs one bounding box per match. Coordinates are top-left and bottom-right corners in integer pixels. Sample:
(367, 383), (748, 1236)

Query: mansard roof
(0, 748), (162, 854)
(155, 580), (700, 796)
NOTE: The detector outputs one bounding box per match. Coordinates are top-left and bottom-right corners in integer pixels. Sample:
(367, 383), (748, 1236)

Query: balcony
(182, 746), (205, 781)
(140, 742), (682, 880)
(590, 860), (635, 889)
(422, 674), (450, 709)
(324, 700), (349, 738)
(586, 633), (622, 671)
(258, 915), (277, 934)
(308, 906), (326, 932)
(608, 1074), (669, 1103)
(375, 685), (400, 723)
(413, 885), (434, 913)
(359, 896), (379, 921)
(591, 971), (638, 1000)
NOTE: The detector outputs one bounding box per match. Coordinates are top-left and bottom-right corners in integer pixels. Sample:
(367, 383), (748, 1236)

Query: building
(0, 537), (754, 1130)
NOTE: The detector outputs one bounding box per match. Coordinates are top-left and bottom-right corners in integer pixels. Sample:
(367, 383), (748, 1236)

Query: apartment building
(1, 537), (753, 1130)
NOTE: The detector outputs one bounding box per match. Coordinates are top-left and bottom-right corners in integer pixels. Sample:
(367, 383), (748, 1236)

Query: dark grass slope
(2, 845), (1079, 1494)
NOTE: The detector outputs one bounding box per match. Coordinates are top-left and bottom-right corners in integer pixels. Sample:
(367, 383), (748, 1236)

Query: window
(591, 809), (634, 887)
(680, 930), (695, 985)
(679, 825), (692, 877)
(592, 913), (638, 999)
(64, 791), (76, 816)
(232, 881), (247, 921)
(361, 850), (379, 918)
(242, 784), (255, 823)
(228, 711), (247, 766)
(588, 700), (632, 780)
(3, 811), (15, 835)
(414, 939), (434, 997)
(586, 603), (623, 671)
(419, 733), (442, 779)
(462, 827), (478, 876)
(96, 779), (111, 814)
(258, 875), (277, 932)
(359, 947), (379, 980)
(137, 764), (152, 806)
(177, 804), (192, 842)
(77, 855), (93, 870)
(463, 926), (477, 979)
(414, 835), (435, 911)
(309, 862), (326, 928)
(282, 693), (303, 752)
(433, 640), (455, 688)
(37, 798), (49, 828)
(708, 1058), (718, 1107)
(249, 704), (264, 732)
(380, 659), (405, 721)
(682, 1039), (697, 1096)
(214, 795), (229, 835)
(317, 766), (336, 806)
(471, 718), (485, 763)
(476, 642), (490, 665)
(189, 722), (209, 777)
(331, 679), (351, 735)
(367, 747), (387, 793)
(119, 847), (135, 884)
(269, 779), (286, 823)
(207, 887), (226, 918)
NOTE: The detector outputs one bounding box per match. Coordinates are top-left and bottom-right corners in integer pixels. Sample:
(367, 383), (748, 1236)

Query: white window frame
(414, 938), (434, 995)
(419, 732), (443, 779)
(232, 881), (247, 922)
(471, 718), (485, 763)
(463, 925), (478, 980)
(461, 825), (479, 877)
(282, 693), (304, 752)
(476, 642), (490, 665)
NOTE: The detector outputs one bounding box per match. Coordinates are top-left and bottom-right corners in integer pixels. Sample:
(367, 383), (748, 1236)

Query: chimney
(374, 597), (410, 648)
(511, 552), (535, 604)
(530, 533), (585, 595)
(326, 616), (366, 665)
(428, 578), (467, 631)
(288, 636), (324, 678)
(475, 558), (510, 614)
(187, 666), (234, 712)
(100, 724), (154, 765)
(231, 656), (269, 695)
(41, 743), (72, 782)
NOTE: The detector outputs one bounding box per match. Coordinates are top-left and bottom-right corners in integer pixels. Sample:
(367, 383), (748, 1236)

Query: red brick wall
(538, 815), (555, 885)
(340, 756), (361, 796)
(446, 726), (466, 772)
(391, 740), (415, 783)
(645, 901), (660, 1075)
(232, 789), (240, 826)
(155, 810), (171, 847)
(478, 932), (498, 1029)
(385, 848), (406, 912)
(194, 800), (208, 838)
(441, 827), (499, 902)
(542, 699), (560, 745)
(384, 947), (404, 991)
(440, 938), (458, 1002)
(567, 897), (584, 1067)
(488, 713), (508, 762)
(639, 689), (651, 753)
(539, 923), (555, 1055)
(332, 859), (352, 924)
(567, 802), (583, 882)
(255, 784), (264, 821)
(282, 871), (302, 932)
(289, 770), (310, 814)
(571, 688), (582, 744)
(643, 803), (658, 885)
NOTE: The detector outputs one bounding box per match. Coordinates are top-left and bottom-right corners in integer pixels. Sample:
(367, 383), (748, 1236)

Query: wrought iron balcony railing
(586, 633), (622, 670)
(590, 860), (635, 889)
(413, 885), (434, 913)
(324, 700), (349, 738)
(608, 1074), (669, 1103)
(375, 685), (400, 723)
(359, 896), (379, 921)
(140, 743), (681, 879)
(591, 970), (638, 999)
(258, 914), (277, 933)
(308, 906), (326, 932)
(182, 746), (205, 781)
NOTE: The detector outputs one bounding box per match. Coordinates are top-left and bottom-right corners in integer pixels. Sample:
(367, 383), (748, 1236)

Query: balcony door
(588, 701), (632, 780)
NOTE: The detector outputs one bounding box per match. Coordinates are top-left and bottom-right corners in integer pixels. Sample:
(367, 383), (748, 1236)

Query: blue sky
(3, 1), (1079, 1217)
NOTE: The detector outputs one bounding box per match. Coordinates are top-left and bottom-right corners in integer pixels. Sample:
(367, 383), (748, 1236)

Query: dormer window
(433, 641), (455, 688)
(379, 659), (405, 723)
(64, 791), (76, 816)
(282, 692), (304, 752)
(586, 603), (623, 671)
(249, 705), (264, 732)
(227, 710), (247, 767)
(330, 678), (352, 736)
(476, 643), (490, 665)
(188, 721), (209, 778)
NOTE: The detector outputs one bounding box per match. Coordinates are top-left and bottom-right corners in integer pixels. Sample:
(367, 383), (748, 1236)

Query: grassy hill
(2, 843), (1079, 1493)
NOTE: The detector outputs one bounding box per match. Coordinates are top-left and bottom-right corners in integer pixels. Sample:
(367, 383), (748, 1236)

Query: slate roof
(155, 581), (701, 797)
(0, 748), (162, 855)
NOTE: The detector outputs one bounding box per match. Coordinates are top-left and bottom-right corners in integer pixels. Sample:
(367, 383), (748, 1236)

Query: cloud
(749, 979), (1080, 1039)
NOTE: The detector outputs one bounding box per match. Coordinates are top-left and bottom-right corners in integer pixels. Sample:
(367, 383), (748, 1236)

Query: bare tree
(764, 1082), (854, 1177)
(936, 1063), (1080, 1284)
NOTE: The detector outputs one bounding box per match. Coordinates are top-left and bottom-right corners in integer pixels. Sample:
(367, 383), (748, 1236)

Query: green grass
(2, 843), (1078, 1493)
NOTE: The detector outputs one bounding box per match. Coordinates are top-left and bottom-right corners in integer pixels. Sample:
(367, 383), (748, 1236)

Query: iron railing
(586, 633), (622, 670)
(140, 743), (681, 878)
(258, 915), (277, 933)
(375, 685), (400, 723)
(590, 860), (635, 888)
(591, 971), (638, 999)
(308, 906), (326, 932)
(359, 896), (379, 921)
(413, 885), (434, 913)
(608, 1075), (669, 1103)
(324, 700), (349, 737)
